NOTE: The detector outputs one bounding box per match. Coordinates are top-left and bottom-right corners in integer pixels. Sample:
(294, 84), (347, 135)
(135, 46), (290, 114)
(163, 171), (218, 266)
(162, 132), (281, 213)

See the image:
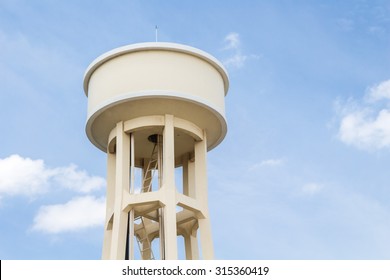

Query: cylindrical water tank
(83, 42), (229, 153)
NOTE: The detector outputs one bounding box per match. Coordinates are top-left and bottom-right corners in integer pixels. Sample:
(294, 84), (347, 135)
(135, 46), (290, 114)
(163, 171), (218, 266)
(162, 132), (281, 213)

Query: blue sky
(1, 0), (390, 259)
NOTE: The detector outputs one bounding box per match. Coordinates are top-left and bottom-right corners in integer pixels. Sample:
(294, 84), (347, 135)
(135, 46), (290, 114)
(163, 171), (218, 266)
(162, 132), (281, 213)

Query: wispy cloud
(223, 53), (248, 69)
(32, 196), (105, 234)
(249, 158), (285, 171)
(52, 164), (106, 194)
(222, 32), (260, 69)
(260, 158), (285, 167)
(0, 154), (105, 197)
(223, 32), (241, 50)
(335, 79), (390, 150)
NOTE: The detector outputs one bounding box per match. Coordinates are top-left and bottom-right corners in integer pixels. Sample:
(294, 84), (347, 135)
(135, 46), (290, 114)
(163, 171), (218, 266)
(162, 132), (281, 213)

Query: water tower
(83, 42), (229, 260)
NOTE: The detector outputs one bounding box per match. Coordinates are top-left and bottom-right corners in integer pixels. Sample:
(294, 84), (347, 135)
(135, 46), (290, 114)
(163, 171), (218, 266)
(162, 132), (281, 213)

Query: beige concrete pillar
(127, 210), (135, 260)
(195, 131), (214, 259)
(182, 153), (196, 199)
(184, 233), (192, 260)
(188, 159), (196, 198)
(110, 121), (130, 259)
(184, 227), (199, 260)
(159, 207), (165, 260)
(182, 154), (199, 260)
(127, 133), (135, 260)
(182, 154), (189, 196)
(102, 150), (116, 259)
(162, 114), (178, 260)
(190, 227), (200, 259)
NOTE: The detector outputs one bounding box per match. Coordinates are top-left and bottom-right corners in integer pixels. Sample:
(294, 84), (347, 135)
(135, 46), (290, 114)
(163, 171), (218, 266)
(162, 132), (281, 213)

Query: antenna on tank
(155, 25), (158, 42)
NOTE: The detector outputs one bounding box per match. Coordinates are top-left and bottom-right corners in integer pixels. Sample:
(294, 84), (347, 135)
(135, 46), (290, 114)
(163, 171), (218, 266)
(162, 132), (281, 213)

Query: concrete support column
(183, 154), (199, 260)
(110, 121), (130, 259)
(102, 150), (116, 259)
(127, 133), (135, 260)
(127, 210), (134, 260)
(184, 227), (199, 260)
(195, 131), (214, 259)
(190, 227), (200, 259)
(162, 114), (178, 260)
(182, 154), (189, 196)
(182, 154), (196, 198)
(184, 233), (192, 260)
(188, 159), (196, 198)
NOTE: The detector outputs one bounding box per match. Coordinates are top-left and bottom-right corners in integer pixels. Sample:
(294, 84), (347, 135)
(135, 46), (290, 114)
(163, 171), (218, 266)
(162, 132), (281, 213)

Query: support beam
(162, 114), (178, 260)
(127, 133), (135, 260)
(182, 154), (189, 197)
(110, 122), (130, 259)
(102, 150), (116, 259)
(194, 131), (214, 259)
(190, 227), (200, 260)
(184, 228), (199, 260)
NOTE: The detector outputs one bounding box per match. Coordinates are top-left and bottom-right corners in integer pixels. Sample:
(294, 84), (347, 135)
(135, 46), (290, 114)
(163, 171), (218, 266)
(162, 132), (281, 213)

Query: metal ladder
(135, 216), (155, 260)
(135, 139), (160, 259)
(141, 142), (159, 193)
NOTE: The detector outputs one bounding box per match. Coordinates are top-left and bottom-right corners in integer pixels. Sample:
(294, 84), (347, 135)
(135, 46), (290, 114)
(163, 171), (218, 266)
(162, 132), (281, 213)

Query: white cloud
(0, 155), (53, 196)
(222, 32), (260, 69)
(223, 53), (248, 68)
(366, 79), (390, 102)
(336, 79), (390, 150)
(339, 109), (390, 149)
(302, 183), (323, 195)
(52, 164), (106, 193)
(249, 158), (285, 171)
(0, 154), (105, 197)
(260, 158), (285, 167)
(0, 154), (106, 234)
(32, 196), (105, 234)
(224, 32), (240, 50)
